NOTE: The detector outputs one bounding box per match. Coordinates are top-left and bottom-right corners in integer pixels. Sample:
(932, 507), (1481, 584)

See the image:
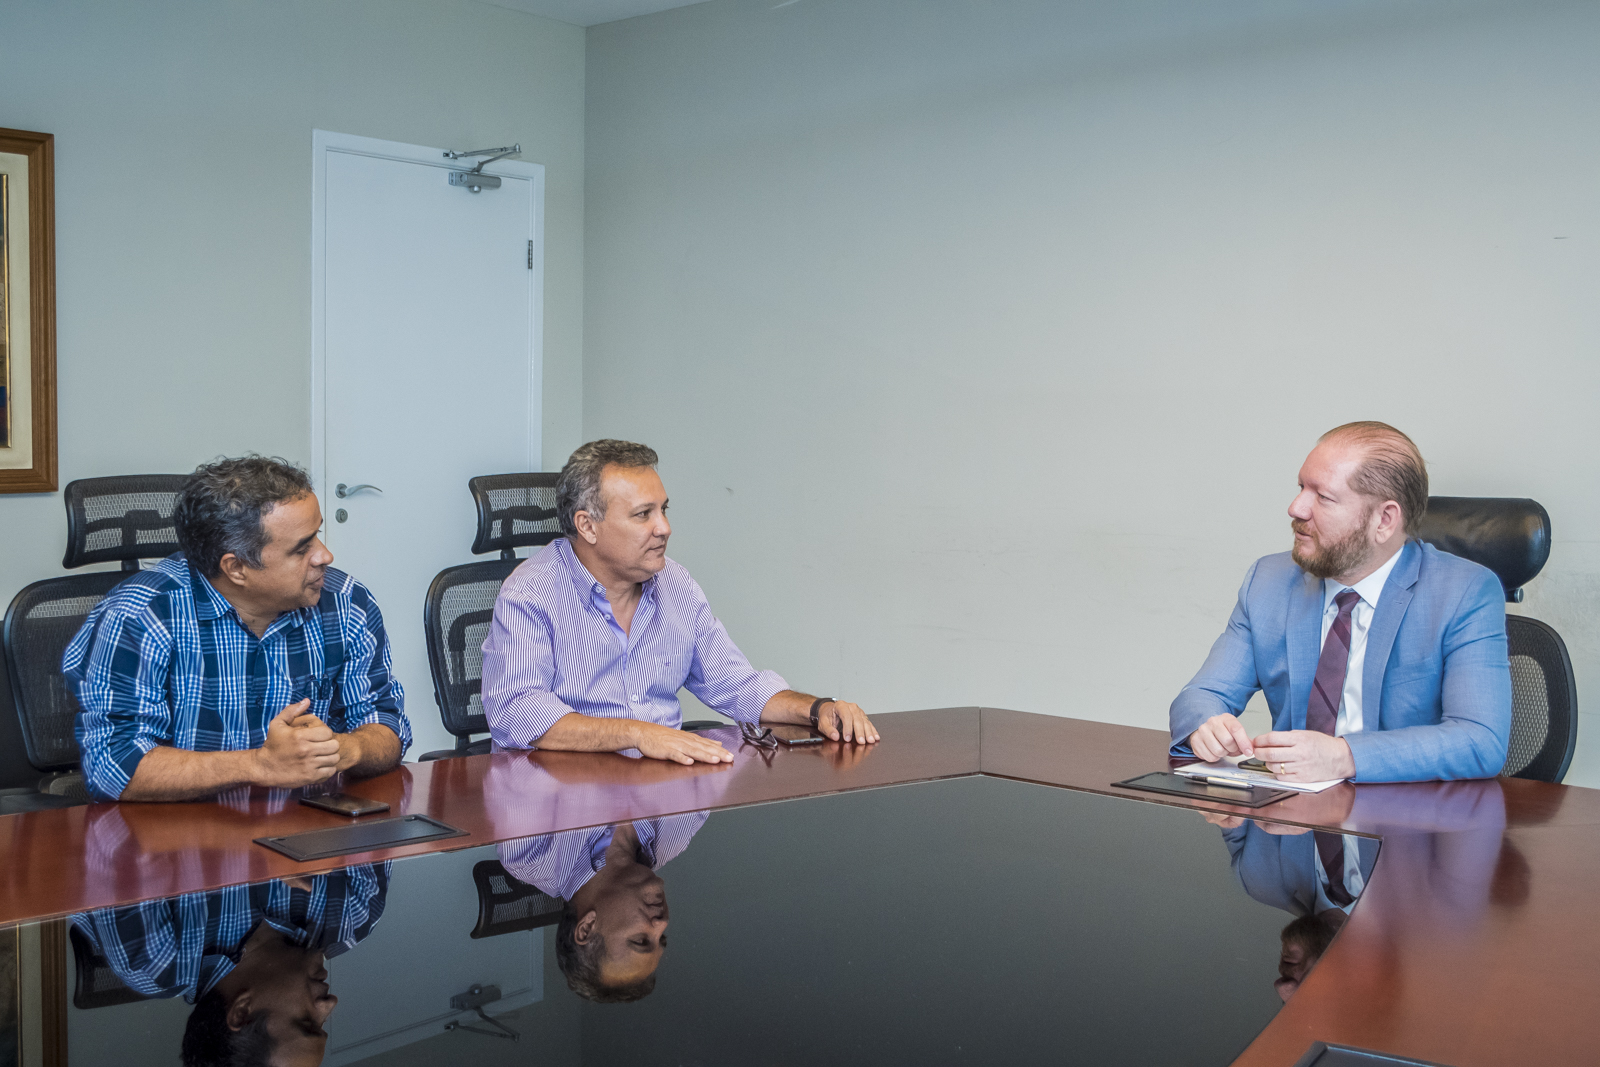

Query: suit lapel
(1286, 569), (1325, 731)
(1362, 539), (1420, 730)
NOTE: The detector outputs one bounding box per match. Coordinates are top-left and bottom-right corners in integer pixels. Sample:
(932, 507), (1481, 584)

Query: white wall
(0, 0), (585, 770)
(585, 0), (1600, 782)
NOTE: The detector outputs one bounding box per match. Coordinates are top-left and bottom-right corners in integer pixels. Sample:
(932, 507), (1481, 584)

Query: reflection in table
(53, 776), (1340, 1066)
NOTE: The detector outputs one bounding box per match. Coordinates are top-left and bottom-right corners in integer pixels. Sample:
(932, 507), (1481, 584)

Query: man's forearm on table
(759, 690), (817, 726)
(340, 723), (403, 778)
(118, 724), (400, 800)
(533, 712), (647, 752)
(120, 746), (265, 802)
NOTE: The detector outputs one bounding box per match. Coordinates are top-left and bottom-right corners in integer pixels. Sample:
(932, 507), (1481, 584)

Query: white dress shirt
(1318, 546), (1402, 738)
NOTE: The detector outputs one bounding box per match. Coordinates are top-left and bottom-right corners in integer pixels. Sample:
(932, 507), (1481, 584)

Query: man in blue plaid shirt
(71, 863), (389, 1065)
(63, 456), (411, 801)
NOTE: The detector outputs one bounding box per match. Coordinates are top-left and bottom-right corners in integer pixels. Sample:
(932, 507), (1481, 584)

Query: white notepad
(1174, 759), (1346, 794)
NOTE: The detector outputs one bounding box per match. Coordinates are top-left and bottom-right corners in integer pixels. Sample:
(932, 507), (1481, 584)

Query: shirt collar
(195, 913), (319, 1000)
(185, 556), (311, 633)
(558, 537), (610, 607)
(557, 536), (658, 609)
(188, 559), (234, 622)
(588, 822), (659, 873)
(196, 953), (237, 1001)
(1324, 543), (1404, 612)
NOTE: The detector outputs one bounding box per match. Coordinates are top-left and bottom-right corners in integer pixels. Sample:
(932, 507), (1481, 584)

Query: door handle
(335, 483), (383, 499)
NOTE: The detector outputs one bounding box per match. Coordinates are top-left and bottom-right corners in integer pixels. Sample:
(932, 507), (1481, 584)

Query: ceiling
(480, 0), (708, 27)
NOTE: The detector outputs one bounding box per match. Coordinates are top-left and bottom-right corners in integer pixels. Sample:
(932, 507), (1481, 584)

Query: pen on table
(1200, 776), (1255, 791)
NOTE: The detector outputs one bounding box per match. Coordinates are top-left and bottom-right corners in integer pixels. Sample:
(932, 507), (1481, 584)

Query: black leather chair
(469, 859), (564, 938)
(1417, 497), (1577, 783)
(418, 474), (561, 761)
(1, 475), (187, 813)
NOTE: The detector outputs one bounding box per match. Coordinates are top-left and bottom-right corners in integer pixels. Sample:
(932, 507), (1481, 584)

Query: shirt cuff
(722, 670), (789, 726)
(343, 708), (413, 760)
(88, 733), (161, 801)
(487, 693), (578, 749)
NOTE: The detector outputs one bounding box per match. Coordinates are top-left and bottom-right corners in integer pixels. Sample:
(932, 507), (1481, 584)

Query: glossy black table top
(27, 775), (1371, 1067)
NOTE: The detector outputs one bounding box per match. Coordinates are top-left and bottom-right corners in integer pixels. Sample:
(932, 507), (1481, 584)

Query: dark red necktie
(1307, 589), (1360, 735)
(1309, 589), (1360, 906)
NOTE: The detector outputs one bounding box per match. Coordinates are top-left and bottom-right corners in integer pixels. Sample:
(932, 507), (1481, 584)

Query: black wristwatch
(809, 697), (834, 730)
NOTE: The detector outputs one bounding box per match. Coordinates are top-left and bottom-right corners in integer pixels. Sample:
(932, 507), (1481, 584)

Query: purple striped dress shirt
(496, 812), (709, 900)
(481, 537), (788, 748)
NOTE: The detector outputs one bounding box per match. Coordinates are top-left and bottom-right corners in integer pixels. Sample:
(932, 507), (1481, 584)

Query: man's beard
(1291, 513), (1373, 580)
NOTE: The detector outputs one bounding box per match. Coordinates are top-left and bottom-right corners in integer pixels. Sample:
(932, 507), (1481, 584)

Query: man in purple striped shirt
(481, 439), (877, 764)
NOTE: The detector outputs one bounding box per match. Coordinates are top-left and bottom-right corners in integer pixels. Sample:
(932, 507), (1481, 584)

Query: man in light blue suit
(1171, 422), (1511, 782)
(1217, 819), (1376, 1001)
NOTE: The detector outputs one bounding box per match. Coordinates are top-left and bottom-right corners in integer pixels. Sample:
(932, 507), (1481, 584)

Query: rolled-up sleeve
(72, 899), (186, 998)
(481, 585), (581, 749)
(682, 583), (787, 726)
(329, 582), (411, 758)
(65, 606), (177, 801)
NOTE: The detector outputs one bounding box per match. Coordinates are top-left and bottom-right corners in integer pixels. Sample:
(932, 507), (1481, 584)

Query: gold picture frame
(0, 127), (57, 494)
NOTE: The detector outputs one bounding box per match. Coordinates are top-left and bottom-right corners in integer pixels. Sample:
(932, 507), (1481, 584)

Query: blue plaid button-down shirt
(70, 864), (390, 1003)
(63, 554), (410, 801)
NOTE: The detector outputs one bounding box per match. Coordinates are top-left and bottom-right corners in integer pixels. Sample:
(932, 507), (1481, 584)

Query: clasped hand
(1188, 714), (1355, 783)
(254, 700), (350, 787)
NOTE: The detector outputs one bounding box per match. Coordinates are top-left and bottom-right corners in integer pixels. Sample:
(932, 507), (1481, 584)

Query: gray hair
(556, 440), (659, 538)
(174, 456), (314, 578)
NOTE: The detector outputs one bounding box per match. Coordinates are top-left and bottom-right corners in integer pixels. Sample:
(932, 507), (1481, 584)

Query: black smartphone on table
(299, 794), (391, 817)
(768, 724), (827, 746)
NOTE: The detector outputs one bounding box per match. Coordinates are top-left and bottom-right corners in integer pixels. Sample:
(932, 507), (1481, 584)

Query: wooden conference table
(2, 706), (1597, 1065)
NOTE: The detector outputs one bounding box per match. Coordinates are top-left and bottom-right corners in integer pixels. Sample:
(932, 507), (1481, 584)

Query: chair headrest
(1416, 496), (1550, 603)
(468, 473), (561, 558)
(62, 475), (190, 570)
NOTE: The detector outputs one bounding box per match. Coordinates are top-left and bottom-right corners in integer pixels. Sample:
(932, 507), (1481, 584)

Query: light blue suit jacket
(1170, 540), (1511, 782)
(1221, 823), (1379, 917)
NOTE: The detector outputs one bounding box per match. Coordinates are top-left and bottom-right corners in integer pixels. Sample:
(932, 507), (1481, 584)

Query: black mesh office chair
(469, 859), (565, 938)
(1503, 616), (1579, 783)
(468, 473), (561, 560)
(69, 924), (150, 1009)
(418, 474), (562, 761)
(419, 559), (520, 761)
(61, 475), (188, 571)
(1, 475), (187, 813)
(1417, 497), (1577, 783)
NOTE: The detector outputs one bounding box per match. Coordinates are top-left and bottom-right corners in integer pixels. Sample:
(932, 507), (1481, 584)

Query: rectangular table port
(254, 814), (467, 861)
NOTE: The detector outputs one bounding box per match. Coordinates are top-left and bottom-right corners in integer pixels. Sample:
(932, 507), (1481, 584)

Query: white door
(323, 847), (542, 1064)
(313, 131), (543, 758)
